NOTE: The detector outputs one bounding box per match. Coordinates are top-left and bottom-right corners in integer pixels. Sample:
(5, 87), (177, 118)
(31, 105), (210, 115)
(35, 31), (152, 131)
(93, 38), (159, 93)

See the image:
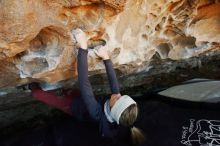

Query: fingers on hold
(75, 28), (82, 33)
(72, 28), (83, 35)
(94, 49), (98, 55)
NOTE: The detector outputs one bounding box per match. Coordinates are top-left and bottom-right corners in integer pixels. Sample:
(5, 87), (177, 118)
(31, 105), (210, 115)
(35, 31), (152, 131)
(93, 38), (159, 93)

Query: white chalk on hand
(71, 28), (83, 36)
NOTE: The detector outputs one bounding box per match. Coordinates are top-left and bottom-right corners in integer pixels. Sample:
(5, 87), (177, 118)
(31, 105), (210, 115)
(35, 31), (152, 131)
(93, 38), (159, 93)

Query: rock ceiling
(0, 0), (220, 87)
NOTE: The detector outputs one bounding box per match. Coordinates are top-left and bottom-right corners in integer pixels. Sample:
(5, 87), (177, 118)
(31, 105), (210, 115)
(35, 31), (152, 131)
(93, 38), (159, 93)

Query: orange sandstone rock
(0, 0), (219, 87)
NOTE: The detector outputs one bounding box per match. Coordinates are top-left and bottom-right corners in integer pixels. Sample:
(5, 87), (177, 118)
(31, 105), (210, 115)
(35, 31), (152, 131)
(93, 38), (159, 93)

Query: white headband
(104, 95), (136, 124)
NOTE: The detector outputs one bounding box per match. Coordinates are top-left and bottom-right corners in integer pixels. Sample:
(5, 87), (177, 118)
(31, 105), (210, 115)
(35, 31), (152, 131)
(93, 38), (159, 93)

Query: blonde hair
(119, 104), (145, 145)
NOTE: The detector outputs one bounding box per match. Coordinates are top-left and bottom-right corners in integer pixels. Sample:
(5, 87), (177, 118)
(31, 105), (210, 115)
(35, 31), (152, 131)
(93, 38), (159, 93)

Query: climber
(30, 29), (144, 145)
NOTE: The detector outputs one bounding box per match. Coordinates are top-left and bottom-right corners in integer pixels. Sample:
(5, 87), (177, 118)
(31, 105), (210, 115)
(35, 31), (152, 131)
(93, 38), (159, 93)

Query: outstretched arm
(74, 29), (102, 121)
(104, 59), (120, 94)
(94, 46), (120, 94)
(77, 49), (102, 121)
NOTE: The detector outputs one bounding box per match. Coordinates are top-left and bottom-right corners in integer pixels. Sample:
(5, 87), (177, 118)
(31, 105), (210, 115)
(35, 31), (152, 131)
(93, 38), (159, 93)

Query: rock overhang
(0, 0), (219, 88)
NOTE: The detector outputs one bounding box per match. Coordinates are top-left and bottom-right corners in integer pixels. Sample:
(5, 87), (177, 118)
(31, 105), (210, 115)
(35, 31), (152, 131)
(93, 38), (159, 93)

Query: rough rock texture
(0, 0), (220, 87)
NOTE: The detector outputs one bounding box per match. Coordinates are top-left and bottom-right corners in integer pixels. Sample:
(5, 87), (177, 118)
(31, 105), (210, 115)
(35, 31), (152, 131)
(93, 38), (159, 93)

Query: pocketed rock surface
(0, 0), (220, 87)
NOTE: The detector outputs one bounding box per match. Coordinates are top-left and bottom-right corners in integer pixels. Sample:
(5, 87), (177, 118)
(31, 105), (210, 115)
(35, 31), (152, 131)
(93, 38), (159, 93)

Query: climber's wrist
(102, 56), (110, 60)
(80, 43), (88, 50)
